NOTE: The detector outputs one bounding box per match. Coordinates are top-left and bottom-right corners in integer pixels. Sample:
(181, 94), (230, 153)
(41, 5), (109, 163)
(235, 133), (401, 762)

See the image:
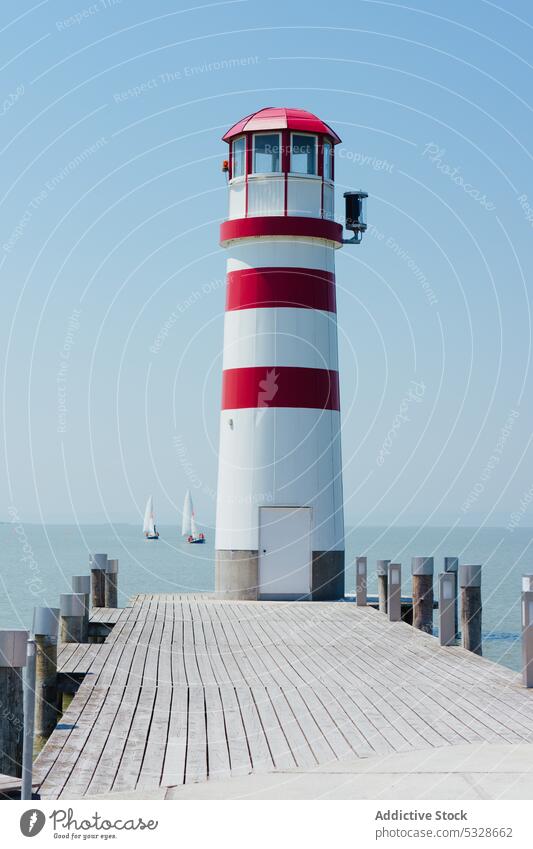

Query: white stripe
(227, 238), (335, 273)
(286, 176), (322, 218)
(222, 307), (339, 371)
(215, 407), (344, 552)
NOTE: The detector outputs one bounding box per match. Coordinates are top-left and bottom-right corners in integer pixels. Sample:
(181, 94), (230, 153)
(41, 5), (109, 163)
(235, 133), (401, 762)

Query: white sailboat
(182, 490), (205, 544)
(143, 495), (159, 540)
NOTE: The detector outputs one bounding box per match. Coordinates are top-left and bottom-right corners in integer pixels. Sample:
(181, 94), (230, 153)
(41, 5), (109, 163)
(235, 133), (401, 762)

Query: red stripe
(222, 366), (340, 411)
(226, 268), (336, 312)
(220, 216), (343, 246)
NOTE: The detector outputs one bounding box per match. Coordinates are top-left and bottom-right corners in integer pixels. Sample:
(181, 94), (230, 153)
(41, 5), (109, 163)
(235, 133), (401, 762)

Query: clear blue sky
(1, 0), (533, 530)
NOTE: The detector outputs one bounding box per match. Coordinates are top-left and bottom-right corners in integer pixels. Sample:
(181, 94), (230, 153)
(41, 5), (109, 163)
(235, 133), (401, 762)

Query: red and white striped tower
(215, 108), (357, 601)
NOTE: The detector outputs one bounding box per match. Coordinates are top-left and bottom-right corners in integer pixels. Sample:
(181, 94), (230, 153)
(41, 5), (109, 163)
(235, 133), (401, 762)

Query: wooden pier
(33, 593), (533, 799)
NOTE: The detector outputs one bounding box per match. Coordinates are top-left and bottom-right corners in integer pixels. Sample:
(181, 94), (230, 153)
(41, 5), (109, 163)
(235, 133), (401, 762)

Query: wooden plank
(170, 607), (187, 686)
(57, 643), (81, 670)
(143, 601), (165, 688)
(205, 685), (231, 781)
(183, 604), (202, 686)
(272, 614), (436, 751)
(157, 599), (174, 687)
(39, 687), (109, 799)
(60, 687), (125, 798)
(218, 684), (252, 777)
(112, 598), (157, 688)
(34, 685), (96, 791)
(89, 596), (152, 689)
(200, 604), (232, 684)
(254, 604), (389, 762)
(191, 601), (217, 686)
(332, 617), (523, 745)
(297, 609), (472, 748)
(209, 604), (257, 686)
(249, 684), (296, 770)
(246, 614), (346, 761)
(259, 610), (394, 757)
(184, 685), (207, 783)
(285, 604), (481, 748)
(161, 685), (188, 787)
(84, 688), (146, 796)
(235, 685), (274, 773)
(121, 597), (160, 690)
(221, 603), (267, 685)
(136, 684), (173, 790)
(112, 685), (157, 793)
(265, 684), (318, 769)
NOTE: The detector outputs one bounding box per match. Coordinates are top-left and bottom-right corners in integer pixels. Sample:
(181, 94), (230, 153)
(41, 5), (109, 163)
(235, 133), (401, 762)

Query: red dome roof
(222, 107), (341, 145)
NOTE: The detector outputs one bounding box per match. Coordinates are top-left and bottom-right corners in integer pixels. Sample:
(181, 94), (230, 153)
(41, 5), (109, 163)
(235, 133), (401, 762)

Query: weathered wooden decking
(35, 593), (533, 799)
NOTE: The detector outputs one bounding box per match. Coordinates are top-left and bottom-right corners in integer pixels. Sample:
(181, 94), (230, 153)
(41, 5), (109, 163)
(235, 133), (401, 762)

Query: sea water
(0, 522), (529, 672)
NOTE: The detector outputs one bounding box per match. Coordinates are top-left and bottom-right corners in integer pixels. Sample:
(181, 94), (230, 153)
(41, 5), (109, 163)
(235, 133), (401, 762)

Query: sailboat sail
(182, 490), (193, 537)
(181, 490), (204, 542)
(143, 495), (155, 535)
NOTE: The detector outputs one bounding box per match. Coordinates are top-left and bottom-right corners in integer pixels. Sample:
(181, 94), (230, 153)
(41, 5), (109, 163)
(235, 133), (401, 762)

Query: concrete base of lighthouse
(215, 550), (259, 601)
(215, 550), (344, 601)
(311, 550), (345, 601)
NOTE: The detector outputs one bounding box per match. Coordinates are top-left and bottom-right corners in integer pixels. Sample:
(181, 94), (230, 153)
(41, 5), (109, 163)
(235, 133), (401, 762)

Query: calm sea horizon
(1, 522), (530, 672)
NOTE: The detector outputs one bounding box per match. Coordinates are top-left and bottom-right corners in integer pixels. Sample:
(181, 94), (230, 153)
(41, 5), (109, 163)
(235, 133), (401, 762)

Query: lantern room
(222, 107), (341, 222)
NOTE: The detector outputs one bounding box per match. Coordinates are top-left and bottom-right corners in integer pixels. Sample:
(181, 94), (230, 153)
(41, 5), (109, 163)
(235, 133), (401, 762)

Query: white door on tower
(258, 507), (312, 599)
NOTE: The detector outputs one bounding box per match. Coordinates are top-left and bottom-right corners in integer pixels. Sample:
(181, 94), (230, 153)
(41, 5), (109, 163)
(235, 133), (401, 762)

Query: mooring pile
(356, 555), (486, 654)
(0, 552), (119, 798)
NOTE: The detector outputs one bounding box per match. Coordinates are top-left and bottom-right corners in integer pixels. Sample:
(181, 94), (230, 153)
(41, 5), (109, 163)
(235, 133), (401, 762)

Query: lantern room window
(232, 137), (245, 178)
(253, 133), (281, 173)
(323, 139), (333, 180)
(291, 134), (317, 175)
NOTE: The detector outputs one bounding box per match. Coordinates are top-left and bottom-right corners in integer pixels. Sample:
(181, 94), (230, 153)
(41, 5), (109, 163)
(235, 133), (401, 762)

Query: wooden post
(522, 575), (533, 688)
(444, 556), (459, 639)
(105, 559), (119, 608)
(356, 557), (367, 606)
(72, 576), (90, 642)
(32, 608), (60, 749)
(90, 553), (107, 608)
(459, 564), (482, 655)
(411, 556), (434, 633)
(439, 572), (456, 646)
(21, 639), (35, 800)
(387, 563), (401, 622)
(377, 560), (390, 613)
(0, 629), (28, 778)
(59, 593), (86, 644)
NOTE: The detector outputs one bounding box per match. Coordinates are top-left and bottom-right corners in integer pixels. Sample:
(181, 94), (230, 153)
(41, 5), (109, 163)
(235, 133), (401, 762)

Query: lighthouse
(215, 107), (367, 601)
